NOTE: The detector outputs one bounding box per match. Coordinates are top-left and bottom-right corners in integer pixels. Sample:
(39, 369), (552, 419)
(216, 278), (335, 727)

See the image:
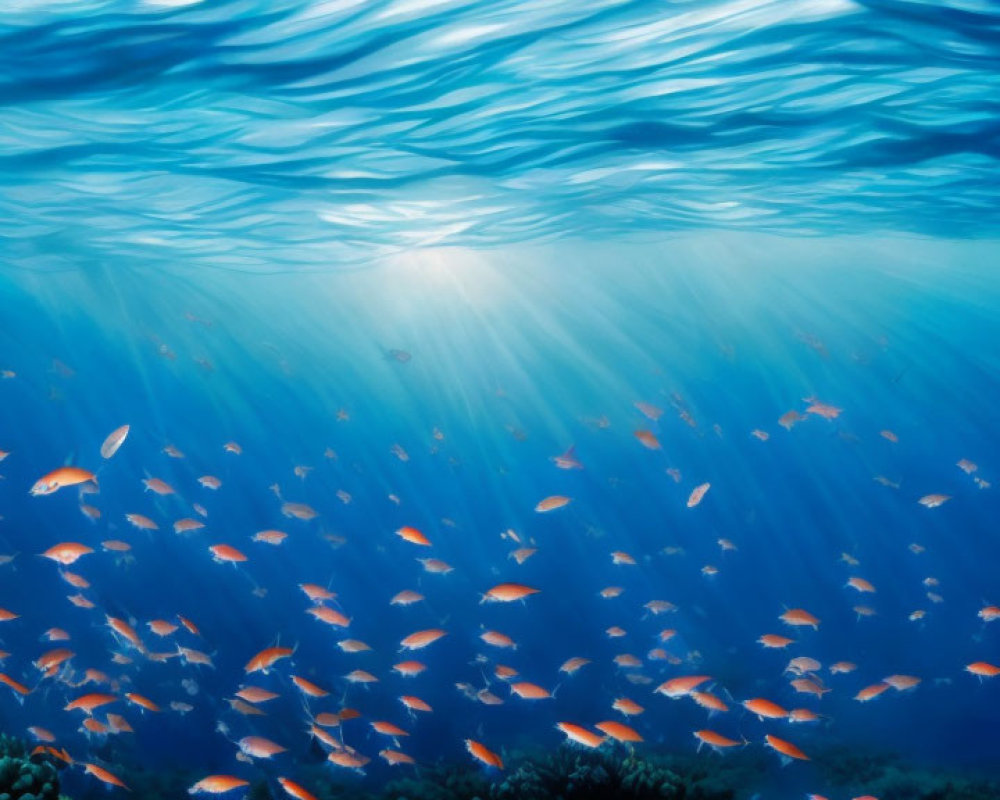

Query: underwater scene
(2, 2), (1000, 800)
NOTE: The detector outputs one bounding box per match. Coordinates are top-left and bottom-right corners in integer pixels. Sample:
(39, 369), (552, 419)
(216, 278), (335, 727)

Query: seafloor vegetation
(0, 734), (63, 800)
(4, 733), (999, 800)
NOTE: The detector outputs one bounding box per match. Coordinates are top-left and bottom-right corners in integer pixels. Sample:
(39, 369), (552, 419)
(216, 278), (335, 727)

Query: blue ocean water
(1, 2), (999, 800)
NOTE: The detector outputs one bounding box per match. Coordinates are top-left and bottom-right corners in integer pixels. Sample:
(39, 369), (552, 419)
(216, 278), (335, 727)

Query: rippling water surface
(3, 0), (1000, 270)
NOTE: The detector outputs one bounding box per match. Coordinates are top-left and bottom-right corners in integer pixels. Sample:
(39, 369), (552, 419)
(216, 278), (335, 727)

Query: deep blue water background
(1, 237), (999, 799)
(2, 0), (1000, 798)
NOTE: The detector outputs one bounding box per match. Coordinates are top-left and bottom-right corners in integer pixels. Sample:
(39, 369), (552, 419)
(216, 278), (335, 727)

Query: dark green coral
(0, 734), (61, 800)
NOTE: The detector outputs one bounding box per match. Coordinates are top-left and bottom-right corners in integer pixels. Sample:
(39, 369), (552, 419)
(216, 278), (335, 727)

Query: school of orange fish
(0, 373), (996, 800)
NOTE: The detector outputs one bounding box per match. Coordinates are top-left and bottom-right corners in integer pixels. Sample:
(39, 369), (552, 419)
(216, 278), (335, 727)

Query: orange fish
(0, 673), (32, 695)
(125, 692), (161, 712)
(804, 400), (841, 420)
(555, 722), (605, 748)
(534, 495), (571, 513)
(634, 430), (661, 450)
(254, 530), (287, 545)
(743, 698), (789, 720)
(399, 629), (447, 650)
(480, 631), (517, 649)
(41, 543), (94, 565)
(148, 620), (179, 637)
(390, 590), (424, 606)
(245, 647), (293, 674)
(107, 616), (143, 650)
(966, 662), (1000, 678)
(380, 749), (416, 766)
(509, 548), (537, 565)
(125, 513), (158, 530)
(847, 577), (876, 593)
(84, 763), (129, 790)
(31, 466), (97, 496)
(595, 720), (642, 742)
(307, 606), (350, 627)
(400, 695), (433, 712)
(510, 682), (553, 700)
(559, 657), (591, 674)
(174, 518), (205, 534)
(765, 734), (809, 761)
(239, 736), (287, 759)
(417, 558), (453, 574)
(180, 616), (203, 636)
(655, 675), (711, 698)
(299, 584), (336, 603)
(780, 608), (820, 629)
(277, 778), (319, 800)
(65, 693), (117, 714)
(855, 683), (890, 702)
(292, 676), (329, 697)
(371, 720), (409, 737)
(552, 445), (584, 470)
(482, 583), (539, 603)
(465, 739), (503, 769)
(687, 482), (711, 508)
(612, 697), (644, 716)
(235, 686), (280, 704)
(690, 691), (729, 713)
(281, 502), (318, 520)
(694, 729), (744, 750)
(142, 477), (174, 495)
(918, 494), (950, 508)
(758, 634), (795, 649)
(396, 526), (431, 546)
(189, 775), (250, 794)
(209, 544), (247, 563)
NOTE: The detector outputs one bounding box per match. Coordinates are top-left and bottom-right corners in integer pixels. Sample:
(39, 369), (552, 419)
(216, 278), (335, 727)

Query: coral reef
(819, 746), (1000, 800)
(0, 734), (61, 800)
(489, 747), (737, 800)
(382, 763), (492, 800)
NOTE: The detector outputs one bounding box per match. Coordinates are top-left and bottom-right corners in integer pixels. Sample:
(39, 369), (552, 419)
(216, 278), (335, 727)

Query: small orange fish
(918, 493), (950, 508)
(743, 698), (789, 719)
(142, 477), (174, 495)
(595, 720), (642, 742)
(482, 583), (539, 603)
(780, 608), (820, 629)
(41, 543), (94, 565)
(307, 606), (350, 627)
(765, 734), (809, 761)
(694, 729), (744, 750)
(84, 763), (129, 790)
(209, 544), (247, 563)
(31, 466), (96, 496)
(634, 430), (661, 450)
(465, 739), (502, 769)
(855, 683), (890, 702)
(396, 526), (431, 546)
(189, 775), (250, 794)
(555, 722), (605, 748)
(245, 647), (293, 674)
(125, 513), (158, 530)
(535, 495), (571, 513)
(399, 629), (447, 650)
(276, 778), (318, 800)
(655, 675), (711, 698)
(390, 590), (424, 606)
(687, 482), (710, 508)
